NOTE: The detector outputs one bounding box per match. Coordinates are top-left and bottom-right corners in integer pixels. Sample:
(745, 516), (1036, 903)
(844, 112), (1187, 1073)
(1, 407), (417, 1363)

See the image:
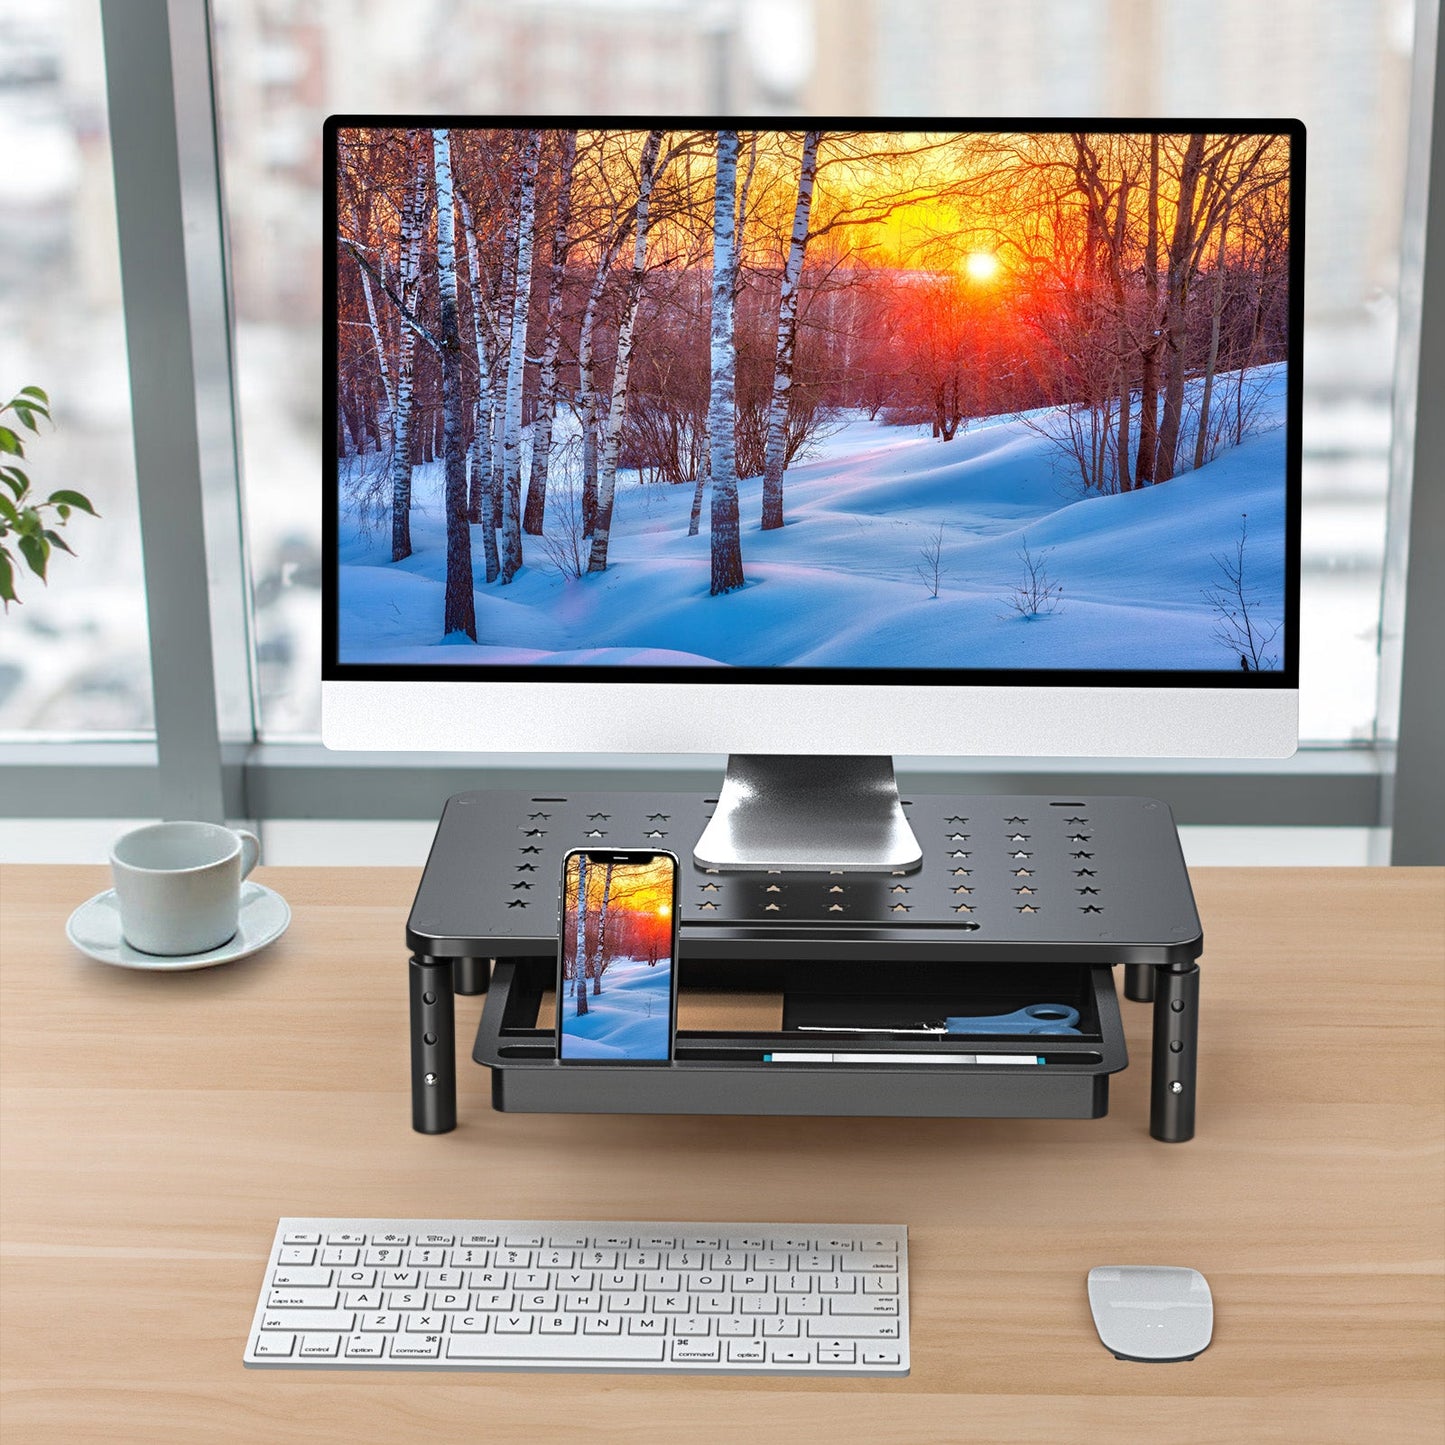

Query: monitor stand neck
(693, 755), (924, 873)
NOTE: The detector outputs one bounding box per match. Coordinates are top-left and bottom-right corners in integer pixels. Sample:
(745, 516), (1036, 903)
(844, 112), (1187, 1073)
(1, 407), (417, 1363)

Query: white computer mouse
(1087, 1265), (1214, 1362)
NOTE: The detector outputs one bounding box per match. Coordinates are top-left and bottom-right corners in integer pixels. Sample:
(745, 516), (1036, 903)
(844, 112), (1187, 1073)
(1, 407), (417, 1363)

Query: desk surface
(2, 864), (1442, 1444)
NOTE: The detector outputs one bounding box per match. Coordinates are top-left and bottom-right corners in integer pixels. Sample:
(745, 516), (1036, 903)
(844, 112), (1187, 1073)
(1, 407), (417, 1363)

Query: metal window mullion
(1387, 2), (1445, 865)
(101, 0), (239, 823)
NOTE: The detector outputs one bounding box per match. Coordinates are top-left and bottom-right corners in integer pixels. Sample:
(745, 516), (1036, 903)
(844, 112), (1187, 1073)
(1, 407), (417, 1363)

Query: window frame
(0, 0), (1438, 863)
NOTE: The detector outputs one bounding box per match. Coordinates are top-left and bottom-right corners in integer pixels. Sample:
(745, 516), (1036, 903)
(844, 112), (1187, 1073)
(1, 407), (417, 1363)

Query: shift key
(260, 1310), (356, 1333)
(805, 1317), (900, 1338)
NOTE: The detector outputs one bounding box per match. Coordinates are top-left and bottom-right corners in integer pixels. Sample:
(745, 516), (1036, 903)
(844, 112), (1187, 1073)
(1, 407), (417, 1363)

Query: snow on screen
(558, 854), (675, 1062)
(334, 127), (1291, 674)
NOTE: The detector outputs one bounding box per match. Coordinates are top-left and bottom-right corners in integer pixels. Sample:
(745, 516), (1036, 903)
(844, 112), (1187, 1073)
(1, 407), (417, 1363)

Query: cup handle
(237, 829), (261, 880)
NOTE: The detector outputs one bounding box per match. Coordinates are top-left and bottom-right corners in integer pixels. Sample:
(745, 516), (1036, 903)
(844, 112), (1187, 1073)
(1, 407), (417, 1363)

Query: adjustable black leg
(1124, 964), (1155, 1002)
(453, 957), (491, 995)
(411, 955), (457, 1134)
(1149, 962), (1199, 1142)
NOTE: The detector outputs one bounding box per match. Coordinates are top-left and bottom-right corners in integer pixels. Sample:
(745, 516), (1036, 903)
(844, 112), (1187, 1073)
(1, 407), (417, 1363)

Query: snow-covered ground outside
(338, 363), (1288, 672)
(558, 955), (673, 1060)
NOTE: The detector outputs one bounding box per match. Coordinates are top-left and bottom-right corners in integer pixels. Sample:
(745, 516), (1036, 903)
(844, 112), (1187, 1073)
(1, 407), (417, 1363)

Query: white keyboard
(244, 1218), (909, 1375)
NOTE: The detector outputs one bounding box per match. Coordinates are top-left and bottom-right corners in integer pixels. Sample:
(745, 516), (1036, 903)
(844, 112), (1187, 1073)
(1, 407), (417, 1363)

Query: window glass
(0, 0), (153, 736)
(212, 0), (1423, 744)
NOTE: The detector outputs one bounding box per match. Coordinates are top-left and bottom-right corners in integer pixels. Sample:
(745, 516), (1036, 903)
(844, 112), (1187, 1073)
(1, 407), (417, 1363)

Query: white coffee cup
(109, 821), (261, 956)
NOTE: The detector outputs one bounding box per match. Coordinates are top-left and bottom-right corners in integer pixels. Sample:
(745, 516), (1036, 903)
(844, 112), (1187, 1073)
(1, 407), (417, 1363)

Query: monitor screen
(324, 119), (1300, 720)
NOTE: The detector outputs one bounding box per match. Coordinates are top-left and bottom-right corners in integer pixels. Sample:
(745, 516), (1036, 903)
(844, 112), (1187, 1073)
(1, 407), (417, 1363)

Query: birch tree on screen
(465, 187), (505, 580)
(388, 131), (427, 561)
(708, 129), (745, 595)
(433, 128), (477, 640)
(500, 129), (543, 583)
(524, 130), (579, 535)
(760, 129), (820, 532)
(587, 128), (665, 574)
(458, 187), (500, 582)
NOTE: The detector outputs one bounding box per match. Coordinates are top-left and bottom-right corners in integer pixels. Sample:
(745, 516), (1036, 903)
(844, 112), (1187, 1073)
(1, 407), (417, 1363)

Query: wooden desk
(2, 865), (1442, 1444)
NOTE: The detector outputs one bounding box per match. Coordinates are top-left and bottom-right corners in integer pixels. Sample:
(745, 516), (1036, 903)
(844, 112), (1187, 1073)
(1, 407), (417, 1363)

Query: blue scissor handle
(943, 1003), (1081, 1036)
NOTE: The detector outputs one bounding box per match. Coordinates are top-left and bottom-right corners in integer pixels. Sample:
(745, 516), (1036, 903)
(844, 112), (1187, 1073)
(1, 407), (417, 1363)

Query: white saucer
(66, 881), (291, 971)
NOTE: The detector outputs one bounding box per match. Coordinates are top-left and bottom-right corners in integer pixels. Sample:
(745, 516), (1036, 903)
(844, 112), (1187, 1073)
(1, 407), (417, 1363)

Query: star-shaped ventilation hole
(1017, 904), (1038, 914)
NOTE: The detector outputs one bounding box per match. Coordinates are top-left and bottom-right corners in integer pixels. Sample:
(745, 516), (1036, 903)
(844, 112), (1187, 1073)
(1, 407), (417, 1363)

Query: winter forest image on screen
(335, 127), (1291, 673)
(558, 854), (675, 1061)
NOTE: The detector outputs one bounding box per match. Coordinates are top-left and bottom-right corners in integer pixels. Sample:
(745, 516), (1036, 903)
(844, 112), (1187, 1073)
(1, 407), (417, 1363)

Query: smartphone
(556, 849), (680, 1063)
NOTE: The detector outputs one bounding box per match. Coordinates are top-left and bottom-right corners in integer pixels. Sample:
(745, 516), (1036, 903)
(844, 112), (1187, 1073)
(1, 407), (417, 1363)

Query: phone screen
(557, 851), (679, 1062)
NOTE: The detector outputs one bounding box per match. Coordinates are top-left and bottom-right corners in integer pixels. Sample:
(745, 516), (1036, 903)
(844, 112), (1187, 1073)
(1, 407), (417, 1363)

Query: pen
(762, 1052), (1044, 1065)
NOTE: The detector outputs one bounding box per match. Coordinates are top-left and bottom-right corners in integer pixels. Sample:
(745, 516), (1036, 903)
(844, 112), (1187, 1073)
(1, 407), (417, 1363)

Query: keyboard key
(473, 1291), (513, 1312)
(518, 1292), (559, 1313)
(539, 1249), (574, 1269)
(251, 1332), (295, 1358)
(818, 1345), (856, 1364)
(784, 1296), (823, 1315)
(805, 1318), (901, 1339)
(422, 1269), (464, 1291)
(671, 1337), (720, 1362)
(628, 1316), (667, 1336)
(344, 1336), (386, 1359)
(321, 1247), (360, 1267)
(674, 1315), (710, 1336)
(752, 1251), (790, 1272)
(591, 1235), (632, 1249)
(298, 1334), (341, 1358)
(460, 1234), (499, 1248)
(267, 1288), (339, 1310)
(769, 1345), (813, 1365)
(862, 1349), (902, 1366)
(447, 1334), (664, 1363)
(583, 1315), (623, 1335)
(270, 1268), (332, 1288)
(829, 1296), (900, 1316)
(762, 1317), (800, 1338)
(775, 1274), (812, 1294)
(417, 1233), (454, 1247)
(818, 1274), (855, 1294)
(495, 1248), (531, 1269)
(727, 1339), (766, 1363)
(697, 1294), (734, 1314)
(539, 1314), (578, 1335)
(277, 1246), (315, 1266)
(842, 1253), (898, 1273)
(796, 1253), (837, 1272)
(390, 1337), (442, 1360)
(408, 1248), (445, 1268)
(863, 1275), (899, 1296)
(740, 1295), (779, 1315)
(381, 1270), (419, 1290)
(359, 1312), (400, 1332)
(282, 1232), (321, 1245)
(327, 1232), (367, 1246)
(261, 1310), (355, 1333)
(386, 1291), (423, 1311)
(512, 1270), (552, 1291)
(431, 1291), (470, 1311)
(450, 1314), (490, 1333)
(373, 1232), (409, 1246)
(494, 1314), (533, 1334)
(717, 1317), (756, 1337)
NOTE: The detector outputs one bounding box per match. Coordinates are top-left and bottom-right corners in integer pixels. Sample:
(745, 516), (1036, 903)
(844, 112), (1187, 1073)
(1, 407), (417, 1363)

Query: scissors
(796, 1003), (1082, 1037)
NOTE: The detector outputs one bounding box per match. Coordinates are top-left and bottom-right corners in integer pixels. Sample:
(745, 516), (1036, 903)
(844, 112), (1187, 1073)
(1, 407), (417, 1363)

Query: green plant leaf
(0, 465), (26, 498)
(0, 494), (18, 527)
(47, 489), (98, 516)
(0, 547), (16, 607)
(17, 385), (48, 405)
(17, 530), (48, 582)
(0, 427), (23, 456)
(42, 528), (75, 555)
(13, 406), (37, 431)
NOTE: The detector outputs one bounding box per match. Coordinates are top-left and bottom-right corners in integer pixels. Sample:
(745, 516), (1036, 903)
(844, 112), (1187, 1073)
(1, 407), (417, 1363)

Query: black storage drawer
(473, 956), (1128, 1119)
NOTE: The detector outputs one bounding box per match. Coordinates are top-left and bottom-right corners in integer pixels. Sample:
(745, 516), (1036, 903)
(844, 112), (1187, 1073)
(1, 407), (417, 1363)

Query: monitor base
(693, 754), (924, 873)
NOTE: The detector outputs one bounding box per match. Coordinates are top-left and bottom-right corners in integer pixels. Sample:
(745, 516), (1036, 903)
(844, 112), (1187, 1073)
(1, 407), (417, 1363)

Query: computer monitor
(322, 119), (1301, 870)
